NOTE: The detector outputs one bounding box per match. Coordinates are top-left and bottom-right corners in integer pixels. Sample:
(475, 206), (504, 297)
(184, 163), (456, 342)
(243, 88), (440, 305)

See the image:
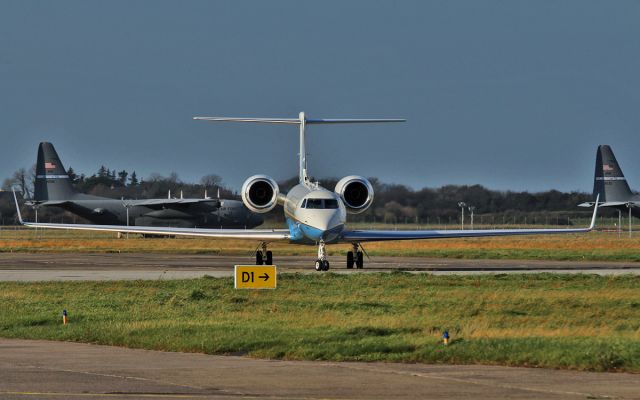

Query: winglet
(12, 188), (24, 224)
(588, 194), (600, 230)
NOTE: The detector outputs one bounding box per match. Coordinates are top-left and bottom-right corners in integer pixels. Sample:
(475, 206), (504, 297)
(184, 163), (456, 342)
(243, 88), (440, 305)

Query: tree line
(279, 176), (595, 225)
(0, 165), (598, 225)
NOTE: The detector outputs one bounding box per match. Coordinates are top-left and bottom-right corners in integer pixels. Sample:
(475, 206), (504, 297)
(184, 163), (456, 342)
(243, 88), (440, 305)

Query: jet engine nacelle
(335, 175), (374, 214)
(241, 175), (279, 213)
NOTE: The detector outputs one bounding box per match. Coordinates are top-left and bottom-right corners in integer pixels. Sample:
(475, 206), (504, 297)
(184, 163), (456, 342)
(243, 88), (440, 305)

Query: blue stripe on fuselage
(286, 217), (343, 243)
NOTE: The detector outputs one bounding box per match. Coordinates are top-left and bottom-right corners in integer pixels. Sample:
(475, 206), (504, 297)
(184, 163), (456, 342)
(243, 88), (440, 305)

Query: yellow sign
(234, 265), (277, 289)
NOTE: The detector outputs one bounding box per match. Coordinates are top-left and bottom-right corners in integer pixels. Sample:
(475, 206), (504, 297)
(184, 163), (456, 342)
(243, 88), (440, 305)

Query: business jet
(14, 112), (599, 271)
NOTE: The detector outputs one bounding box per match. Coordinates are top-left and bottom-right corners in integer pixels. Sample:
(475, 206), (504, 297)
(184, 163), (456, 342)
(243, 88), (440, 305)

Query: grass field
(2, 227), (640, 262)
(0, 273), (638, 372)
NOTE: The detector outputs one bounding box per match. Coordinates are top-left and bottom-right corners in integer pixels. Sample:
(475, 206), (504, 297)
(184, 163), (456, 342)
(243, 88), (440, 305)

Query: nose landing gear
(255, 242), (273, 265)
(347, 243), (364, 269)
(315, 241), (330, 271)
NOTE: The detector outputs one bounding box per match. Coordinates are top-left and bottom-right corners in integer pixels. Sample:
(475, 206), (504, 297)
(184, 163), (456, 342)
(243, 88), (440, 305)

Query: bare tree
(3, 168), (33, 199)
(200, 174), (222, 189)
(168, 172), (180, 184)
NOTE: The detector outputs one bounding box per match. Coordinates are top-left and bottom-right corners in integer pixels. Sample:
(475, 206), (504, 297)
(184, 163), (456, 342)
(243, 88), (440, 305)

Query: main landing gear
(255, 242), (273, 265)
(315, 241), (330, 271)
(346, 243), (364, 269)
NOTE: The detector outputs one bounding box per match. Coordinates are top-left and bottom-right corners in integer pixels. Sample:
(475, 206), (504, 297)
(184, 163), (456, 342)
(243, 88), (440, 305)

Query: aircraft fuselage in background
(38, 197), (260, 229)
(32, 142), (263, 229)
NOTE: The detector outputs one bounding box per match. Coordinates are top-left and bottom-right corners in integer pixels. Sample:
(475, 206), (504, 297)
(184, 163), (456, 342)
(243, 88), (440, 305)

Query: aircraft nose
(315, 211), (344, 232)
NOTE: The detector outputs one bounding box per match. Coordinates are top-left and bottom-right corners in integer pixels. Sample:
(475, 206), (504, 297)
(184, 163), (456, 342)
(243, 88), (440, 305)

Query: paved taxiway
(1, 338), (639, 400)
(0, 253), (638, 281)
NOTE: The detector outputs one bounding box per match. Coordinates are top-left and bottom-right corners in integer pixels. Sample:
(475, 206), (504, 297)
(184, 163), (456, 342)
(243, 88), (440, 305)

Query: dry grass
(2, 227), (640, 261)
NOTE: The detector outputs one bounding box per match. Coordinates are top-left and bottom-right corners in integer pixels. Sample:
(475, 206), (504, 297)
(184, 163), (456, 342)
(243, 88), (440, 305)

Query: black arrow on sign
(259, 273), (269, 282)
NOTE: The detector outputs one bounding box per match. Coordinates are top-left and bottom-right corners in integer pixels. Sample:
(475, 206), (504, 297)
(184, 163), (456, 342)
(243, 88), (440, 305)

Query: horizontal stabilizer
(194, 115), (405, 125)
(193, 117), (300, 124)
(36, 200), (73, 207)
(194, 111), (406, 185)
(306, 118), (405, 124)
(579, 201), (639, 208)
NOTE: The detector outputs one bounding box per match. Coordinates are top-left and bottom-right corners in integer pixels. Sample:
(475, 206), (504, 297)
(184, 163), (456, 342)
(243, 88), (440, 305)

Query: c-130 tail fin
(34, 142), (78, 201)
(593, 145), (633, 202)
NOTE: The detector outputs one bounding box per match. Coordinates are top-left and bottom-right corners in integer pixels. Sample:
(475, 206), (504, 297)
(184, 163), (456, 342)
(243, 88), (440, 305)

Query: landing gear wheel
(265, 251), (273, 265)
(356, 251), (364, 269)
(346, 251), (354, 269)
(256, 251), (263, 265)
(322, 260), (330, 271)
(315, 260), (323, 271)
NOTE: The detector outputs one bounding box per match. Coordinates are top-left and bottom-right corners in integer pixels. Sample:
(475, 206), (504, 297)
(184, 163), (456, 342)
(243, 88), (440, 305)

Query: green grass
(1, 273), (639, 372)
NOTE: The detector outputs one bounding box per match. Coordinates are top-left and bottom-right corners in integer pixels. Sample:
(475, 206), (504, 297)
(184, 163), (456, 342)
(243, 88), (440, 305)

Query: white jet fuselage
(284, 183), (347, 243)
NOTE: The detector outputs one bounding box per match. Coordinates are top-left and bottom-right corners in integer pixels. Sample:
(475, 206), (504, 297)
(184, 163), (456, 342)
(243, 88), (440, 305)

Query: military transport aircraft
(29, 142), (262, 229)
(579, 145), (640, 218)
(14, 113), (599, 271)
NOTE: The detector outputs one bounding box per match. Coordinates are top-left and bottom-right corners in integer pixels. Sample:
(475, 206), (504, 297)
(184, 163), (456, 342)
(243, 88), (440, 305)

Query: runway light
(443, 330), (450, 346)
(62, 309), (68, 325)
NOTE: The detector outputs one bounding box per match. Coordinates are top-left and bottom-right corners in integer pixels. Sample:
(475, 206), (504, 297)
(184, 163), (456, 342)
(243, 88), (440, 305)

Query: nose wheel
(347, 243), (364, 269)
(315, 259), (330, 271)
(315, 241), (330, 271)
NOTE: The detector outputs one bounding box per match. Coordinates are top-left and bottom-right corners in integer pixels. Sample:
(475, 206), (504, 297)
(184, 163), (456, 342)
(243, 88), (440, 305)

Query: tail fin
(194, 112), (405, 184)
(34, 142), (78, 201)
(593, 145), (633, 202)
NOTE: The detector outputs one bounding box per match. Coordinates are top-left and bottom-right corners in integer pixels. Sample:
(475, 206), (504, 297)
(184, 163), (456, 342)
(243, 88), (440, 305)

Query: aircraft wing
(130, 198), (221, 208)
(34, 200), (95, 214)
(342, 197), (599, 243)
(13, 191), (288, 240)
(26, 200), (74, 207)
(22, 222), (289, 240)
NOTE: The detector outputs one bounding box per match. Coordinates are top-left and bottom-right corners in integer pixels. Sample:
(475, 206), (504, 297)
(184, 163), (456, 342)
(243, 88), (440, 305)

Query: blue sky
(1, 1), (639, 192)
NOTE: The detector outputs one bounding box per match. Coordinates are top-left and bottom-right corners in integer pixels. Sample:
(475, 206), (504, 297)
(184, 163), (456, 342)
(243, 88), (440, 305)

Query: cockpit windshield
(306, 199), (324, 209)
(302, 198), (339, 209)
(324, 199), (339, 209)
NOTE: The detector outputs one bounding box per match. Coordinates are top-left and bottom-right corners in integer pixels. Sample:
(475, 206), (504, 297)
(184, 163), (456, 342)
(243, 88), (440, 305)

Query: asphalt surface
(0, 253), (638, 281)
(1, 338), (638, 400)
